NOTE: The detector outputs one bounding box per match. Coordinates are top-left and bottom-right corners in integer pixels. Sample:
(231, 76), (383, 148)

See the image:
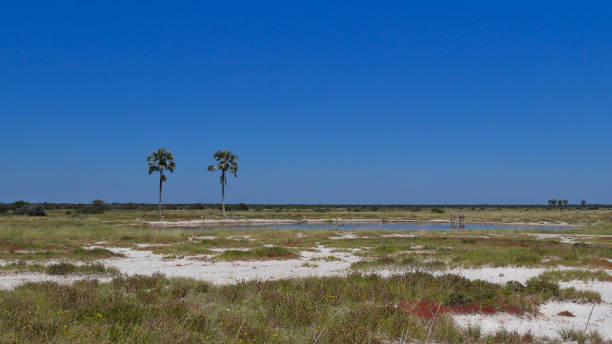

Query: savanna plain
(1, 206), (612, 343)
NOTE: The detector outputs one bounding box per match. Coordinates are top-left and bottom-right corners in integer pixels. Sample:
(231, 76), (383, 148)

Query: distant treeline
(0, 201), (609, 214)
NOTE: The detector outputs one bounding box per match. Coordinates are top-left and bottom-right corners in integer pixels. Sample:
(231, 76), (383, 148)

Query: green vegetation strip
(0, 272), (600, 344)
(1, 262), (118, 276)
(537, 269), (612, 282)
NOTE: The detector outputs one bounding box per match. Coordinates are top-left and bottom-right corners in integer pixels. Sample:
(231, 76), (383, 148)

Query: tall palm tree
(147, 148), (176, 217)
(208, 150), (238, 216)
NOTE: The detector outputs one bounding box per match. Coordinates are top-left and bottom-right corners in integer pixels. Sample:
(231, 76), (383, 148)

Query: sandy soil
(445, 267), (612, 339)
(97, 245), (362, 284)
(453, 301), (612, 339)
(0, 271), (112, 290)
(533, 233), (612, 244)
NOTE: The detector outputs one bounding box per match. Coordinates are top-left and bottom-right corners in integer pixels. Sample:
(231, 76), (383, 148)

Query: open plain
(1, 207), (611, 343)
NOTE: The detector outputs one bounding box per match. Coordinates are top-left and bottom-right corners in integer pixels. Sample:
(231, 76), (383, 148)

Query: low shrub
(112, 273), (165, 292)
(14, 205), (46, 216)
(505, 280), (525, 292)
(12, 200), (28, 208)
(46, 263), (76, 275)
(234, 203), (249, 211)
(526, 278), (559, 298)
(46, 263), (115, 275)
(444, 290), (473, 305)
(72, 200), (108, 214)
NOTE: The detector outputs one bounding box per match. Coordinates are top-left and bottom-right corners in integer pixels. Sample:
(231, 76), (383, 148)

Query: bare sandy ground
(0, 272), (112, 290)
(454, 301), (612, 339)
(98, 245), (361, 284)
(444, 267), (612, 339)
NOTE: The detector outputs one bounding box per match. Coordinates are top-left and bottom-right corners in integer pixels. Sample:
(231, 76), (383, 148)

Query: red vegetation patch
(43, 245), (66, 250)
(585, 259), (612, 269)
(451, 303), (496, 315)
(501, 304), (526, 315)
(401, 300), (443, 320)
(557, 311), (575, 317)
(509, 332), (534, 343)
(7, 245), (25, 252)
(282, 239), (302, 247)
(600, 237), (612, 241)
(397, 299), (526, 320)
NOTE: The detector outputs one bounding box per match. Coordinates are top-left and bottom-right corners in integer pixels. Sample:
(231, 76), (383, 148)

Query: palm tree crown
(208, 150), (238, 216)
(147, 148), (176, 217)
(208, 150), (238, 180)
(147, 148), (176, 177)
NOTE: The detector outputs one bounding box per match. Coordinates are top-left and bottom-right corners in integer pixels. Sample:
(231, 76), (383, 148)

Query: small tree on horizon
(208, 150), (238, 216)
(147, 148), (176, 217)
(581, 200), (587, 208)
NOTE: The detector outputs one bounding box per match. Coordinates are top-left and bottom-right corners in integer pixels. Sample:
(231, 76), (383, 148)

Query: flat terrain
(1, 208), (612, 343)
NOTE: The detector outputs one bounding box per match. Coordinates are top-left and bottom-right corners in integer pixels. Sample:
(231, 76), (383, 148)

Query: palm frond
(209, 150), (238, 183)
(147, 147), (176, 177)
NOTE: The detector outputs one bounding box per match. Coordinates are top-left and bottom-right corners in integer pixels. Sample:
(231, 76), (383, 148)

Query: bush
(29, 205), (47, 216)
(506, 280), (525, 292)
(430, 207), (445, 214)
(235, 203), (249, 211)
(526, 278), (559, 298)
(46, 263), (76, 275)
(444, 290), (473, 305)
(12, 200), (28, 209)
(0, 204), (8, 214)
(77, 200), (107, 214)
(14, 205), (46, 216)
(112, 273), (164, 292)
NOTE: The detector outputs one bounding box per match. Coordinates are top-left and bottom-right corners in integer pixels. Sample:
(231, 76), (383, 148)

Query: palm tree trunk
(158, 172), (163, 217)
(221, 176), (226, 216)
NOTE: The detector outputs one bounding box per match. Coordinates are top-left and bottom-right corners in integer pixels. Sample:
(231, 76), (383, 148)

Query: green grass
(311, 255), (342, 262)
(537, 269), (612, 282)
(2, 210), (611, 269)
(217, 246), (297, 260)
(0, 261), (119, 276)
(0, 272), (599, 344)
(45, 263), (119, 276)
(330, 233), (612, 269)
(351, 254), (447, 271)
(558, 328), (605, 344)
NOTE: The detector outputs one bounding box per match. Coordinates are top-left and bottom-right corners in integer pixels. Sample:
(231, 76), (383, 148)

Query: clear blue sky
(1, 1), (611, 204)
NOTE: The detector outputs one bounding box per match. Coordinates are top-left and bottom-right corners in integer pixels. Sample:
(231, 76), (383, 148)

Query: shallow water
(182, 222), (573, 231)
